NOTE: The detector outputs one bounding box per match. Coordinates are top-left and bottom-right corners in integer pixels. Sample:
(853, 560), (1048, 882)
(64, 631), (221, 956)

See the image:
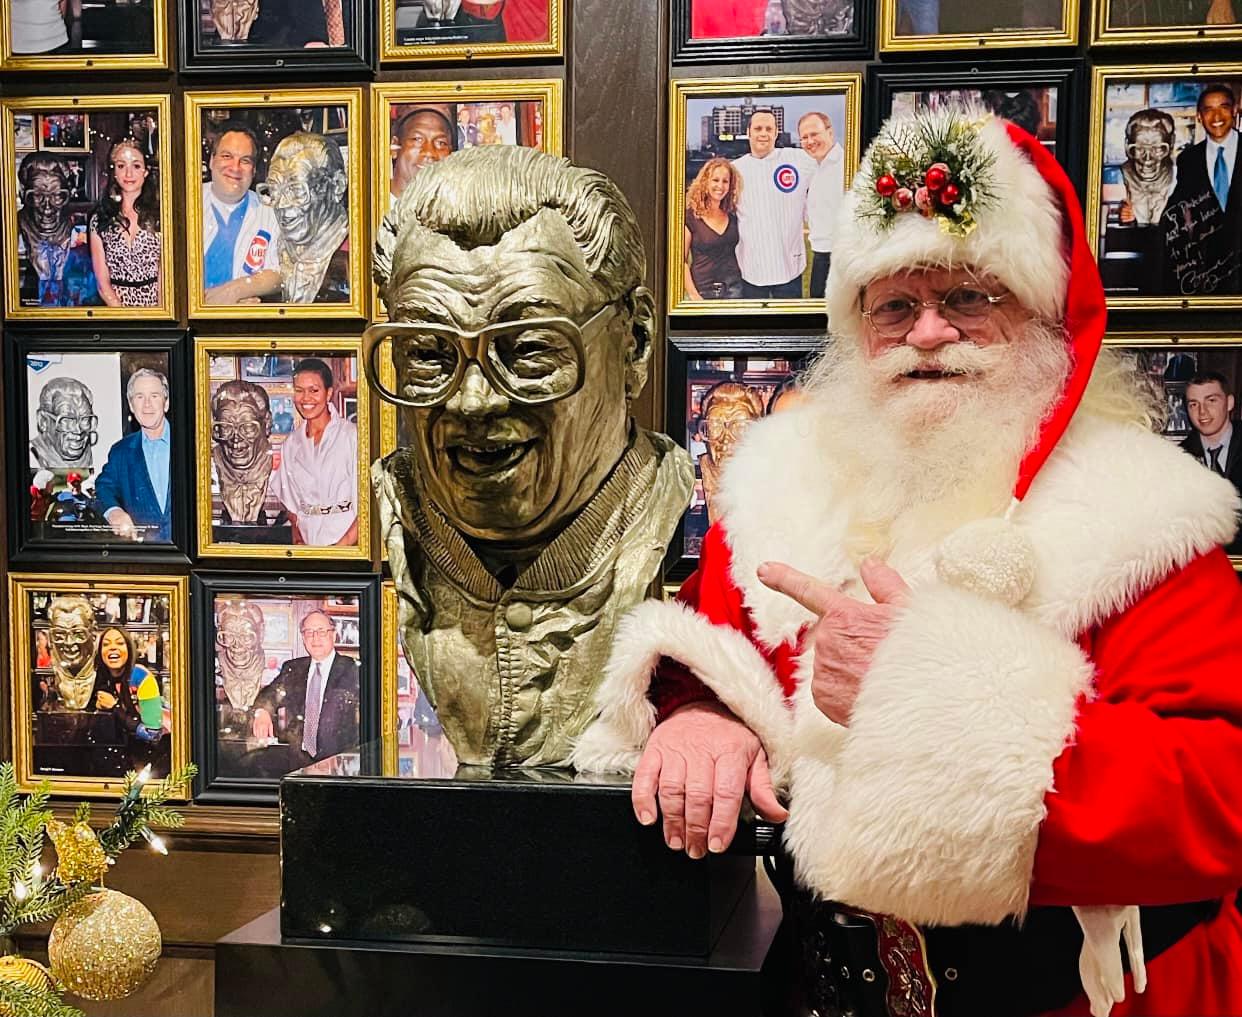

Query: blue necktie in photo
(1213, 147), (1230, 211)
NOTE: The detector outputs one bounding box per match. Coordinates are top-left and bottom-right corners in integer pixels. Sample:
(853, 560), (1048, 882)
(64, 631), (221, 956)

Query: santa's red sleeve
(1031, 548), (1242, 906)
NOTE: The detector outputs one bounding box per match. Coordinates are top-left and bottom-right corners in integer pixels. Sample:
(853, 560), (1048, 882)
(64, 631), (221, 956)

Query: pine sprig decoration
(860, 109), (999, 238)
(96, 764), (196, 858)
(0, 977), (84, 1017)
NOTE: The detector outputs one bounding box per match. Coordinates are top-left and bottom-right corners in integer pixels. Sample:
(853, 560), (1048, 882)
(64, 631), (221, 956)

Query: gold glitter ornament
(46, 819), (109, 886)
(48, 890), (161, 1001)
(0, 955), (53, 1015)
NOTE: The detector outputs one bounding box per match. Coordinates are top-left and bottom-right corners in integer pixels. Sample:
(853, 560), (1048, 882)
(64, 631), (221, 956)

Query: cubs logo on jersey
(243, 230), (271, 275)
(773, 164), (801, 193)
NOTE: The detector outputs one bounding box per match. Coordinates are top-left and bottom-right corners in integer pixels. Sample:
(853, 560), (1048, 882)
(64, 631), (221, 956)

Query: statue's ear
(624, 286), (656, 401)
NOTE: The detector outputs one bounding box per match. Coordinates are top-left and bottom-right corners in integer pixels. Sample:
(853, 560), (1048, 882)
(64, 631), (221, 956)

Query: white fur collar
(717, 404), (1240, 649)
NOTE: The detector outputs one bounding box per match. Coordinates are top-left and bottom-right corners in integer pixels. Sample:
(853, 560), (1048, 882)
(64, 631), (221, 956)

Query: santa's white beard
(804, 322), (1071, 558)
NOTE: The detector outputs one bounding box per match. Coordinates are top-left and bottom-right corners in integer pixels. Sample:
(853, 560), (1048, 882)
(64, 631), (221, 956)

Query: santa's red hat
(825, 109), (1107, 503)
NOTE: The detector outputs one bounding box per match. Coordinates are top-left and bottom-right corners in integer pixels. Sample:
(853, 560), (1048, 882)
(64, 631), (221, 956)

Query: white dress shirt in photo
(269, 403), (359, 546)
(807, 144), (846, 255)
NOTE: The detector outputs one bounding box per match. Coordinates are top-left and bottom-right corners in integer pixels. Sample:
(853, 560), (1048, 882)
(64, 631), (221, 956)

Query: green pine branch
(97, 764), (196, 857)
(0, 976), (84, 1017)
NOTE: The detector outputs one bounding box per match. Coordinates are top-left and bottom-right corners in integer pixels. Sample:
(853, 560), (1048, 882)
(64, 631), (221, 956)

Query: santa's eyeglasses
(861, 283), (1008, 338)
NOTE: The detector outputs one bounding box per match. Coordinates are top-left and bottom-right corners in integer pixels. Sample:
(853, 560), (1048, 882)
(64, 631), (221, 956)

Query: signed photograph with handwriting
(1094, 75), (1242, 302)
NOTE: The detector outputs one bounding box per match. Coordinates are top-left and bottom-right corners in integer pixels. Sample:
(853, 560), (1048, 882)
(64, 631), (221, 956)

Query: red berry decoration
(924, 162), (950, 192)
(939, 183), (961, 206)
(893, 187), (914, 210)
(875, 173), (898, 197)
(914, 186), (933, 212)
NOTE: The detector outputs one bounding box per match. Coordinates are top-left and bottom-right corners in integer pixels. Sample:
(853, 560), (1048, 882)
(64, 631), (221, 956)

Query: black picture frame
(671, 0), (874, 63)
(866, 60), (1086, 198)
(663, 334), (821, 582)
(191, 571), (382, 805)
(178, 0), (374, 75)
(5, 328), (192, 566)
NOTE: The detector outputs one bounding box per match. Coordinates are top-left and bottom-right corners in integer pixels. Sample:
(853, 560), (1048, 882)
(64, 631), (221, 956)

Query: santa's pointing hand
(757, 558), (910, 725)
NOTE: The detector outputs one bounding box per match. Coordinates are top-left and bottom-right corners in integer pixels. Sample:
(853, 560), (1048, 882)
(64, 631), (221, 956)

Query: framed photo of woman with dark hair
(1, 95), (174, 320)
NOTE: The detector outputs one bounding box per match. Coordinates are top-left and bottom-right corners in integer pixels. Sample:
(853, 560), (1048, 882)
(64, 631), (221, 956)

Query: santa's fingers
(757, 561), (844, 616)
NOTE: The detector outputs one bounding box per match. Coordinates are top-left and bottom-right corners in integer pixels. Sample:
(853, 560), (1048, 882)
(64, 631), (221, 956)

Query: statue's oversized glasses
(364, 302), (617, 409)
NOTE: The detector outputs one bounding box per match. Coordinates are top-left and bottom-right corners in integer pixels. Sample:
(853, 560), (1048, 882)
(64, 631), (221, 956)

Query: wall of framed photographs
(4, 0), (1242, 1009)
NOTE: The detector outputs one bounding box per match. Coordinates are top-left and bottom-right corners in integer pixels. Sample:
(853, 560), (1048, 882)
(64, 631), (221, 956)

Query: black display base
(280, 766), (775, 956)
(217, 878), (786, 1017)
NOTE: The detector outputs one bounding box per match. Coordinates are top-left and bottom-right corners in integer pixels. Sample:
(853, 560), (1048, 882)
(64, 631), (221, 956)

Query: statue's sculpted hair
(374, 146), (645, 306)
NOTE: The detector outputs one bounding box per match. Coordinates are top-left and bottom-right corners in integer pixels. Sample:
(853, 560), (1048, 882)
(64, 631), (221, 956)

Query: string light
(13, 880), (28, 902)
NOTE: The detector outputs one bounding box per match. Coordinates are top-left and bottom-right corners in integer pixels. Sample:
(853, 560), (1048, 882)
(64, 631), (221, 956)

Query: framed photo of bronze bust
(0, 0), (168, 71)
(191, 572), (380, 805)
(1, 95), (175, 321)
(865, 61), (1084, 187)
(1105, 332), (1242, 565)
(5, 329), (190, 566)
(671, 0), (874, 63)
(194, 336), (372, 561)
(381, 580), (456, 778)
(1091, 0), (1242, 46)
(8, 573), (190, 798)
(878, 0), (1078, 50)
(179, 0), (372, 73)
(379, 0), (564, 63)
(1087, 65), (1242, 310)
(370, 79), (564, 323)
(664, 336), (816, 580)
(667, 74), (861, 318)
(183, 88), (366, 320)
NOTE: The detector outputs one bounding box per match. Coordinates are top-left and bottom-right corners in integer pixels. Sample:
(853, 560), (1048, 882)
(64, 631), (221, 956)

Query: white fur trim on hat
(826, 114), (1068, 337)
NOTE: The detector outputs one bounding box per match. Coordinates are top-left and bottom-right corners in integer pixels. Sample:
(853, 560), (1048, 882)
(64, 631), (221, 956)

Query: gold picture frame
(8, 573), (191, 798)
(379, 0), (564, 63)
(0, 0), (169, 71)
(1087, 64), (1242, 311)
(667, 73), (862, 318)
(2, 94), (175, 321)
(184, 88), (367, 320)
(1105, 331), (1242, 568)
(380, 580), (455, 778)
(194, 336), (373, 562)
(369, 78), (565, 324)
(1091, 0), (1242, 46)
(878, 0), (1078, 50)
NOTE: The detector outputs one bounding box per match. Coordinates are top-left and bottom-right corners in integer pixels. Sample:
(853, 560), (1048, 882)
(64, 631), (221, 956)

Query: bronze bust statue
(367, 145), (694, 769)
(211, 379), (273, 525)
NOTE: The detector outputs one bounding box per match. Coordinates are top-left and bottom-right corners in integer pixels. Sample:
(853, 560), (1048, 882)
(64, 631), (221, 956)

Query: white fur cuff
(572, 599), (792, 781)
(785, 583), (1093, 926)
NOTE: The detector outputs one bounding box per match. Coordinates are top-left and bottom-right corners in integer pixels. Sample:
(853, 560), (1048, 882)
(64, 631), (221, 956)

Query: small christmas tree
(0, 761), (195, 1017)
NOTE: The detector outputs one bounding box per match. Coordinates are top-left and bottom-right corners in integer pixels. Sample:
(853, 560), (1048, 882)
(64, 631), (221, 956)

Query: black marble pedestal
(216, 876), (786, 1017)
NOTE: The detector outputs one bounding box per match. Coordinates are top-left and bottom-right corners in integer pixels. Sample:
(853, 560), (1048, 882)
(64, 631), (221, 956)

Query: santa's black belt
(788, 887), (1223, 1017)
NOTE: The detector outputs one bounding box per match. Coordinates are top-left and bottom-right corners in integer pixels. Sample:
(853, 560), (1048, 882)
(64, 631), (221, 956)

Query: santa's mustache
(870, 342), (1004, 383)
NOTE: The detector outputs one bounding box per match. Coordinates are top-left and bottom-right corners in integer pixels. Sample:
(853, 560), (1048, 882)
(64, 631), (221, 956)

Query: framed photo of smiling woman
(194, 336), (371, 561)
(184, 89), (366, 320)
(2, 95), (174, 321)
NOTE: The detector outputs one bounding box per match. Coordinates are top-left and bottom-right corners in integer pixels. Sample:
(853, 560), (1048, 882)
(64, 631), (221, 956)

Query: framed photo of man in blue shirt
(5, 329), (190, 564)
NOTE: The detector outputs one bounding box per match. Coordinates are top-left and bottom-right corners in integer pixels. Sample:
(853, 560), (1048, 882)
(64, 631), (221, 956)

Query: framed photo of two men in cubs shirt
(667, 74), (862, 318)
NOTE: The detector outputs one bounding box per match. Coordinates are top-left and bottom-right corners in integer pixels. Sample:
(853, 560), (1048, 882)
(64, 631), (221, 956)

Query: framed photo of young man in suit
(5, 329), (190, 564)
(1107, 332), (1242, 563)
(1088, 65), (1242, 309)
(191, 572), (380, 804)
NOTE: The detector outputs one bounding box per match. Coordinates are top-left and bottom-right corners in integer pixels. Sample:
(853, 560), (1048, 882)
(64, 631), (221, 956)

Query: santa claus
(574, 109), (1242, 1016)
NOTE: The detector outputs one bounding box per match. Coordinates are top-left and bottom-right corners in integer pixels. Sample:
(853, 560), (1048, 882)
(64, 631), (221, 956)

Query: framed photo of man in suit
(1107, 332), (1242, 563)
(4, 329), (190, 564)
(191, 572), (380, 804)
(1088, 65), (1242, 309)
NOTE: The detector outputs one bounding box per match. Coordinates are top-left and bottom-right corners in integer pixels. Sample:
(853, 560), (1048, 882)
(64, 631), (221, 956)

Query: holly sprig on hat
(861, 111), (998, 238)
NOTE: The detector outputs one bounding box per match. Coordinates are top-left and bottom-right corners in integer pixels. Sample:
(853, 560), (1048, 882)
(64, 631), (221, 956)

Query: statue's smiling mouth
(449, 439), (536, 476)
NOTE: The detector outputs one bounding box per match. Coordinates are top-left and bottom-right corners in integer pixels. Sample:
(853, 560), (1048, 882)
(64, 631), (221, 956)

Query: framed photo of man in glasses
(2, 95), (174, 320)
(1089, 65), (1242, 309)
(184, 89), (365, 319)
(194, 336), (371, 561)
(191, 572), (380, 804)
